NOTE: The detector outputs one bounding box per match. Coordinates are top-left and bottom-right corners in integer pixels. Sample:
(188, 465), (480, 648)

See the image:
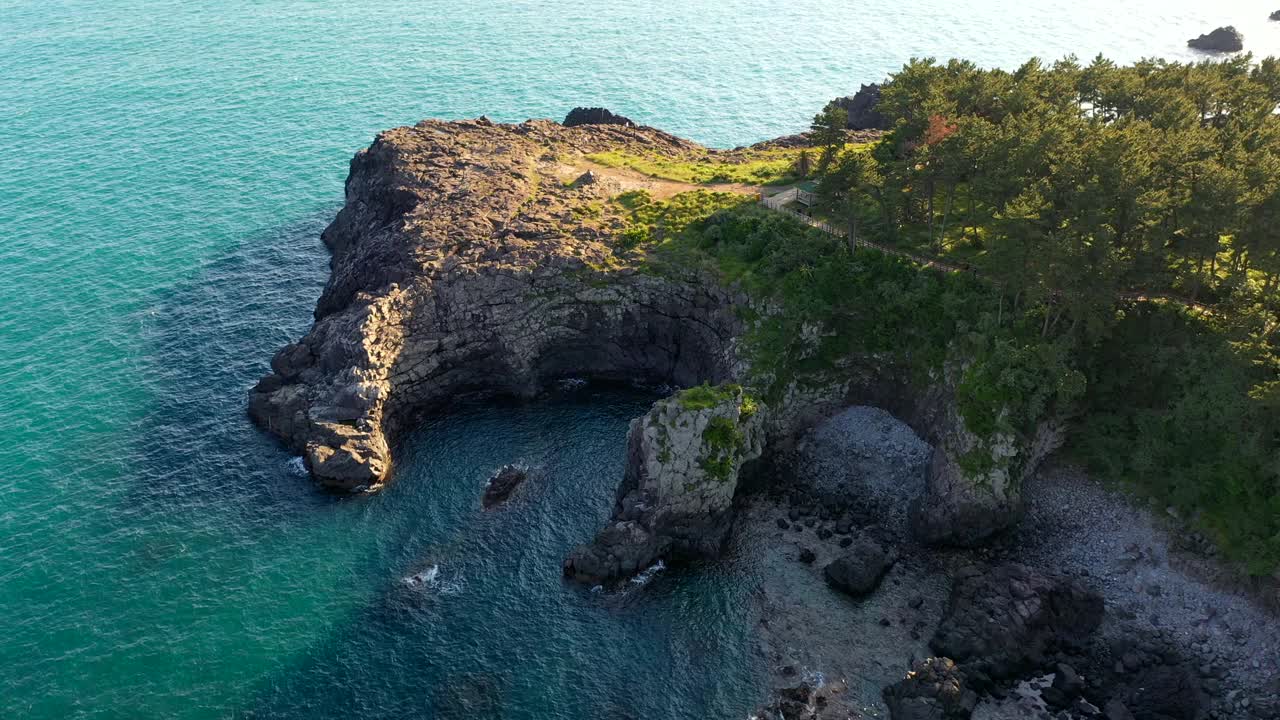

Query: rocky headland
(251, 112), (1278, 718)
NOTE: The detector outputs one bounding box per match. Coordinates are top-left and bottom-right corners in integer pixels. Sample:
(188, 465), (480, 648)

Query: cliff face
(249, 119), (743, 490)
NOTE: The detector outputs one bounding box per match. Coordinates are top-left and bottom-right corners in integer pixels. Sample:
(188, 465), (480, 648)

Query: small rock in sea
(562, 106), (635, 127)
(1272, 10), (1280, 21)
(838, 537), (853, 548)
(798, 548), (816, 564)
(804, 518), (817, 528)
(879, 617), (891, 627)
(908, 595), (924, 609)
(776, 518), (790, 530)
(793, 524), (804, 533)
(1188, 26), (1244, 52)
(816, 528), (832, 540)
(788, 509), (801, 522)
(482, 464), (528, 508)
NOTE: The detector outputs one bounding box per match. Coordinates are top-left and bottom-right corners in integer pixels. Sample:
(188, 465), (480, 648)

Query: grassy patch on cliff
(627, 194), (1081, 443)
(677, 383), (743, 411)
(587, 147), (811, 186)
(700, 416), (744, 482)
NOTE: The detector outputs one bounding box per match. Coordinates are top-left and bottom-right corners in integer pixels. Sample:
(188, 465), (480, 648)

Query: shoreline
(730, 407), (1279, 718)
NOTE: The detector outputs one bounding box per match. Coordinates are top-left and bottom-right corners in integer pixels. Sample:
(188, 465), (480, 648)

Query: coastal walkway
(758, 188), (1215, 315)
(761, 187), (969, 274)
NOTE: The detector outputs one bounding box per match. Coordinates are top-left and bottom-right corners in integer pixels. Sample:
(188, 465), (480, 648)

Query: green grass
(587, 148), (805, 186)
(677, 382), (744, 411)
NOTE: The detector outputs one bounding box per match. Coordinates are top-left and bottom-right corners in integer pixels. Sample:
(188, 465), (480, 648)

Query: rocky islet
(1188, 26), (1245, 53)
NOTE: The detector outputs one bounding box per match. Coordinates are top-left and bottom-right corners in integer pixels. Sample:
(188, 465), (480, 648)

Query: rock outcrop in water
(1188, 26), (1244, 52)
(832, 83), (890, 131)
(563, 385), (763, 583)
(482, 464), (527, 508)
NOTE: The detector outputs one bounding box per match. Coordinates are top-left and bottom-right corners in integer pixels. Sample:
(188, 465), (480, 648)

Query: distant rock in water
(832, 83), (890, 131)
(562, 107), (635, 127)
(1187, 26), (1244, 52)
(1272, 10), (1280, 20)
(482, 464), (527, 508)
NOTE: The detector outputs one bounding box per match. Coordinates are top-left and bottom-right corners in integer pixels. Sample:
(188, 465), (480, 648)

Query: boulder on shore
(883, 657), (978, 720)
(823, 537), (894, 597)
(482, 464), (527, 508)
(562, 107), (635, 127)
(930, 563), (1104, 684)
(1187, 26), (1244, 52)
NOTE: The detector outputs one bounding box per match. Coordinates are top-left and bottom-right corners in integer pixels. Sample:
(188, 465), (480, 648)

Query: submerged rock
(563, 106), (635, 127)
(563, 384), (763, 583)
(1188, 26), (1244, 52)
(482, 464), (527, 508)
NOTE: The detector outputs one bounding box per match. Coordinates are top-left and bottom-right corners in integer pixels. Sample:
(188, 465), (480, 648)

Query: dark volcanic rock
(832, 84), (890, 131)
(1272, 10), (1280, 21)
(823, 537), (893, 597)
(883, 657), (977, 720)
(931, 563), (1104, 683)
(563, 107), (635, 127)
(1188, 26), (1244, 52)
(482, 464), (527, 508)
(1114, 665), (1202, 720)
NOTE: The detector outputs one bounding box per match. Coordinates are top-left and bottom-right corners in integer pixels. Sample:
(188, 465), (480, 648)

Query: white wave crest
(628, 559), (666, 586)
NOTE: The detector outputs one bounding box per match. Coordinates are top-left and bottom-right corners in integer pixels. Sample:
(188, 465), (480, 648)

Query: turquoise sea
(2, 1), (1278, 717)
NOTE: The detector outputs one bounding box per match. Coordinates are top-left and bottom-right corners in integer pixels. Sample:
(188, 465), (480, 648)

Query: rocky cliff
(249, 118), (743, 491)
(250, 115), (1061, 573)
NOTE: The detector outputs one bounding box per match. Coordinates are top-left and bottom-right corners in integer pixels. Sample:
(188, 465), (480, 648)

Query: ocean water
(2, 1), (1278, 718)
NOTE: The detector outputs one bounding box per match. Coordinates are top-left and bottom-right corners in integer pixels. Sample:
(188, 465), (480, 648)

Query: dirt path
(560, 159), (760, 200)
